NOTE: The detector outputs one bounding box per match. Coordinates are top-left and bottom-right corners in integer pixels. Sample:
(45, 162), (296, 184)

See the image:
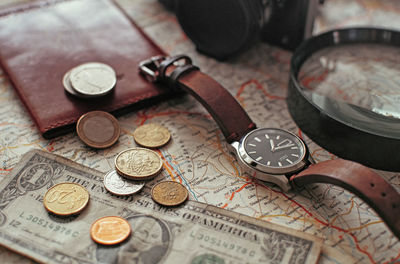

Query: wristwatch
(139, 55), (400, 239)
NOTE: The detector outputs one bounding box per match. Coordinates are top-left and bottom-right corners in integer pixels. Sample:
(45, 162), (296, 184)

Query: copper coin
(133, 123), (171, 148)
(103, 170), (145, 196)
(151, 181), (188, 206)
(90, 216), (131, 245)
(43, 182), (89, 216)
(77, 111), (120, 149)
(115, 148), (163, 180)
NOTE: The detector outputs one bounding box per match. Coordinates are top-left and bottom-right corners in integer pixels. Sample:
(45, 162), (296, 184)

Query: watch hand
(274, 144), (295, 151)
(269, 139), (275, 152)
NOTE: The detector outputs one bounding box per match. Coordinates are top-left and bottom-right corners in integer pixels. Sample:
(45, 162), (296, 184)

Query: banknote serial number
(190, 231), (256, 257)
(8, 212), (80, 237)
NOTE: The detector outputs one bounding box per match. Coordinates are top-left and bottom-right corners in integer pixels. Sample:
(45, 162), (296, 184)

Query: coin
(115, 147), (163, 180)
(103, 170), (145, 196)
(90, 216), (131, 245)
(76, 111), (120, 149)
(62, 69), (93, 99)
(43, 182), (89, 216)
(69, 62), (116, 96)
(133, 123), (171, 148)
(151, 181), (188, 206)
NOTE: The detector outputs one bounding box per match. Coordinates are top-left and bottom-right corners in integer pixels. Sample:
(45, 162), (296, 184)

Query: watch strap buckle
(138, 55), (166, 82)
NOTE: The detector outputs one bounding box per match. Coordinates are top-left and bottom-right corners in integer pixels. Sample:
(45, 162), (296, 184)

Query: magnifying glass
(288, 27), (400, 171)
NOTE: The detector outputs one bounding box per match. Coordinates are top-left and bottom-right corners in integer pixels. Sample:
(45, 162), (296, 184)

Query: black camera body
(159, 0), (320, 60)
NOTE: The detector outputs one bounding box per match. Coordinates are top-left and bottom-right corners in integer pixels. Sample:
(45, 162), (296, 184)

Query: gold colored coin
(151, 181), (188, 206)
(115, 147), (163, 180)
(133, 123), (171, 148)
(90, 216), (131, 245)
(76, 111), (120, 149)
(43, 182), (89, 216)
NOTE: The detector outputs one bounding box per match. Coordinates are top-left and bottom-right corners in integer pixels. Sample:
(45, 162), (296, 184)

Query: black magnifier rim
(288, 27), (400, 171)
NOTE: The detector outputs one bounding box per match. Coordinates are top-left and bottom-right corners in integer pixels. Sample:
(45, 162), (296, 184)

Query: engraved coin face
(115, 148), (163, 180)
(76, 111), (120, 149)
(103, 170), (145, 196)
(43, 182), (89, 216)
(69, 62), (116, 96)
(151, 181), (188, 206)
(90, 216), (131, 245)
(62, 69), (93, 99)
(133, 123), (171, 148)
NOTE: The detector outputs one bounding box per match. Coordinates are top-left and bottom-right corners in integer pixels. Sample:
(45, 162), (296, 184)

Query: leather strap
(290, 158), (400, 239)
(153, 55), (400, 239)
(159, 57), (256, 143)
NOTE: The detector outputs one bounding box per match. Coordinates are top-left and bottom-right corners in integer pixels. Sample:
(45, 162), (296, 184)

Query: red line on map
(300, 69), (329, 88)
(221, 182), (251, 209)
(236, 80), (286, 100)
(255, 182), (382, 264)
(0, 168), (12, 172)
(46, 141), (55, 152)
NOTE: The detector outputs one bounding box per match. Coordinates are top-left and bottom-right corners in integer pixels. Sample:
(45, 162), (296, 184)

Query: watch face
(242, 128), (306, 172)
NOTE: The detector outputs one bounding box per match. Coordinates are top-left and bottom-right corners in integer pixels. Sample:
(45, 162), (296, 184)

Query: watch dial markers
(244, 128), (305, 169)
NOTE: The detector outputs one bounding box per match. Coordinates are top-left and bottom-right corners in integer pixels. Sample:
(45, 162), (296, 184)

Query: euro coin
(90, 216), (131, 245)
(43, 182), (89, 216)
(133, 123), (171, 148)
(103, 170), (145, 196)
(76, 111), (120, 149)
(115, 148), (163, 180)
(69, 62), (116, 96)
(151, 181), (188, 206)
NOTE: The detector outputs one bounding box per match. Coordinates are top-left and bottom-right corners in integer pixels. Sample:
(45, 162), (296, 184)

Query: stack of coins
(103, 123), (171, 197)
(64, 62), (120, 149)
(63, 62), (116, 99)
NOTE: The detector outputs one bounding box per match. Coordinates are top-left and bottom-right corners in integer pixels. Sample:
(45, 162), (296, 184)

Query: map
(1, 0), (400, 263)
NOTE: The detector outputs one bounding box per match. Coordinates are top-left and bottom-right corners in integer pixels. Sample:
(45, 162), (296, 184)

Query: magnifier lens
(288, 28), (400, 171)
(297, 43), (400, 138)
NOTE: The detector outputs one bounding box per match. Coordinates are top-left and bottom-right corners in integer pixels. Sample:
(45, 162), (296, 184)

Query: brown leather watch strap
(159, 56), (256, 143)
(290, 158), (400, 239)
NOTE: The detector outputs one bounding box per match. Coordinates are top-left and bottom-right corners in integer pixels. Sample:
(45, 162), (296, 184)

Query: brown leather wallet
(140, 55), (400, 240)
(0, 0), (170, 139)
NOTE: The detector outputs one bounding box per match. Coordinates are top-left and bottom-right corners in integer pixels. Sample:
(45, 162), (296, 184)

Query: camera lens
(176, 0), (261, 59)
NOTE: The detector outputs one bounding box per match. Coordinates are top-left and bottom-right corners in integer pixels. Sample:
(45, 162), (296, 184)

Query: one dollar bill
(0, 150), (321, 264)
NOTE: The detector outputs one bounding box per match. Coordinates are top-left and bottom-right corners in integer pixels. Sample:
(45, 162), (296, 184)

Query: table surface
(1, 0), (400, 263)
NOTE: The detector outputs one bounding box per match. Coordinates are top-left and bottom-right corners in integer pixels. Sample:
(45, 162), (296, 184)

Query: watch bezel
(238, 127), (308, 175)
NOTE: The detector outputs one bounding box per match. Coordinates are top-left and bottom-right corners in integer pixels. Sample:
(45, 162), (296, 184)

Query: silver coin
(103, 170), (145, 196)
(69, 62), (116, 96)
(62, 69), (94, 98)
